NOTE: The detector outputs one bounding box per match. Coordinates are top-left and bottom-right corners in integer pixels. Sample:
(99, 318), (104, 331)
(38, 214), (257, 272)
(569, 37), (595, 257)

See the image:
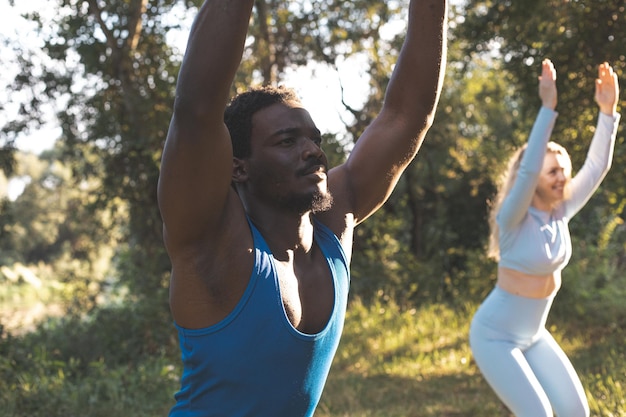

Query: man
(158, 0), (447, 415)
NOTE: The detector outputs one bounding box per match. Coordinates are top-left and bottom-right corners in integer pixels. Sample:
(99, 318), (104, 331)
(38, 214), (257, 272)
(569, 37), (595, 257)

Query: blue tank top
(169, 218), (350, 417)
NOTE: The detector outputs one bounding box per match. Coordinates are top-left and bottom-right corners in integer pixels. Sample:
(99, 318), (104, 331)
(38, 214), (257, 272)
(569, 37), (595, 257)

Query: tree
(350, 3), (528, 303)
(2, 0), (205, 303)
(0, 148), (120, 312)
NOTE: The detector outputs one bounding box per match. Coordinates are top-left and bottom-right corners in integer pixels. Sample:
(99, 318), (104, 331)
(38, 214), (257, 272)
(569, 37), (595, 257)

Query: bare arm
(158, 0), (255, 252)
(329, 0), (447, 224)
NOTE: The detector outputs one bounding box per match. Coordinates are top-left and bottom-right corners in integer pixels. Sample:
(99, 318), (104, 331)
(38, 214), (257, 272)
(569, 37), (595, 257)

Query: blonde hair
(487, 141), (572, 260)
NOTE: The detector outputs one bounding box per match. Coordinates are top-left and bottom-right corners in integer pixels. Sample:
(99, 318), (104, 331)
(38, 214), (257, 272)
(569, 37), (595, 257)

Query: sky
(1, 0), (63, 157)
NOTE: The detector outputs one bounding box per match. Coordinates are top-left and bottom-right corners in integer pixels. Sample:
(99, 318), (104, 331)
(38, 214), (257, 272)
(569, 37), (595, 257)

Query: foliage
(459, 0), (626, 115)
(0, 298), (178, 416)
(0, 149), (122, 312)
(0, 340), (176, 417)
(1, 0), (192, 301)
(351, 29), (524, 303)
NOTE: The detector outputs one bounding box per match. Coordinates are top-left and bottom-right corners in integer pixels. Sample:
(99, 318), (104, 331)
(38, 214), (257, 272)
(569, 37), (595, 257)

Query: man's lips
(299, 164), (327, 177)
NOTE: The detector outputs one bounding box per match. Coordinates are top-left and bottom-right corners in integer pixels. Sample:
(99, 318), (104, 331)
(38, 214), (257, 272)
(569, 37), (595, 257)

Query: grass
(317, 299), (625, 417)
(316, 300), (510, 417)
(0, 293), (625, 416)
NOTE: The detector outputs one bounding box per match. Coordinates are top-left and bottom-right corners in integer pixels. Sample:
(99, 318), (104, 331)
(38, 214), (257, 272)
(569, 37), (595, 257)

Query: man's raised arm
(333, 0), (448, 224)
(158, 0), (255, 250)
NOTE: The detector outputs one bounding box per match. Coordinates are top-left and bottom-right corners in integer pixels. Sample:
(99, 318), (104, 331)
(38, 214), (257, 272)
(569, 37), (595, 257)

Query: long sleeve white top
(498, 108), (621, 275)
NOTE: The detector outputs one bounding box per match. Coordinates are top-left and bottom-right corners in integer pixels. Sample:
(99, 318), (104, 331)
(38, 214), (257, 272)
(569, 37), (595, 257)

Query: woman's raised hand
(538, 59), (557, 110)
(595, 62), (619, 116)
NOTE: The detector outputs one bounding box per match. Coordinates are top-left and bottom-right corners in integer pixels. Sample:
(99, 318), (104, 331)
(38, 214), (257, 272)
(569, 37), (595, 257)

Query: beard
(310, 189), (334, 214)
(282, 188), (334, 215)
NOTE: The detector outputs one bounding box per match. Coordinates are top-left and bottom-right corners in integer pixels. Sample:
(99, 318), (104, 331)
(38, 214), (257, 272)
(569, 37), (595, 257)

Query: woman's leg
(525, 330), (589, 417)
(470, 320), (553, 417)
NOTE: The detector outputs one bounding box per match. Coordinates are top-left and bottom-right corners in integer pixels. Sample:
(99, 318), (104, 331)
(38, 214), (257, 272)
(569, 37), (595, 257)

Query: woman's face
(535, 151), (570, 207)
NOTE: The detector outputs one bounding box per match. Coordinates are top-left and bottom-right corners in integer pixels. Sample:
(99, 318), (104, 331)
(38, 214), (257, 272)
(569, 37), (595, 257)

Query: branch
(87, 0), (117, 52)
(127, 0), (148, 52)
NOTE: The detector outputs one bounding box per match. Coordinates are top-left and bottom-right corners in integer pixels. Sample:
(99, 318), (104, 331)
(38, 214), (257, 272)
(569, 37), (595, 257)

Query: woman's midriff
(496, 266), (562, 299)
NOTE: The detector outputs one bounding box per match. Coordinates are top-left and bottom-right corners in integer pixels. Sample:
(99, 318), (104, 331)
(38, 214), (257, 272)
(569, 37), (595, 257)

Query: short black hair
(224, 85), (301, 159)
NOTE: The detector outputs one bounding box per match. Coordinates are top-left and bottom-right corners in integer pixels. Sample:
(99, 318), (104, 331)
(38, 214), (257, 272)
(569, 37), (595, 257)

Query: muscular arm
(158, 0), (255, 252)
(328, 0), (447, 225)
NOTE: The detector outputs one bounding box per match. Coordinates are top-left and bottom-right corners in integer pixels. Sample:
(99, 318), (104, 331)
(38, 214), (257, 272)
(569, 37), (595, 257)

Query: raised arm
(498, 59), (558, 230)
(158, 0), (255, 251)
(564, 62), (621, 218)
(329, 0), (448, 224)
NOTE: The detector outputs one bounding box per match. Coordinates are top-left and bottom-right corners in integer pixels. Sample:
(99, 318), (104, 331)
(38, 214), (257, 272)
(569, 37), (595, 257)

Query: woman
(469, 59), (620, 417)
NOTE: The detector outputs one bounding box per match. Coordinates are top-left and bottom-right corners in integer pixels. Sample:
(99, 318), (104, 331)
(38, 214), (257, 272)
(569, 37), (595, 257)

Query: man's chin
(279, 188), (334, 215)
(311, 191), (334, 214)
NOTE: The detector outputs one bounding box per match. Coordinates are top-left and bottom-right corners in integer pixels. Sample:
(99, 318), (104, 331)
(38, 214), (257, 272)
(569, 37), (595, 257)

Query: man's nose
(301, 138), (323, 158)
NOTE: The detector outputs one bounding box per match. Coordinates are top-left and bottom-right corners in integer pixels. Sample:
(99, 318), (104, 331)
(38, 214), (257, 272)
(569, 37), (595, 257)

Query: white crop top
(498, 107), (620, 275)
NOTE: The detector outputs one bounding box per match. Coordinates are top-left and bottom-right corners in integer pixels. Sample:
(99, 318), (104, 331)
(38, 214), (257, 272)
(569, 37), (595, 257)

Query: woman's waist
(472, 284), (554, 341)
(496, 266), (561, 299)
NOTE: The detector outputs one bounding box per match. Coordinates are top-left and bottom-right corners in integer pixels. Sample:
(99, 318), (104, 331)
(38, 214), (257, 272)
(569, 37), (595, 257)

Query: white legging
(469, 286), (589, 417)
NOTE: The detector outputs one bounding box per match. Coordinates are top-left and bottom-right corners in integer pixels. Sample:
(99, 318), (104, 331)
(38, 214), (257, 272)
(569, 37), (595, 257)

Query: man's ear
(232, 157), (248, 184)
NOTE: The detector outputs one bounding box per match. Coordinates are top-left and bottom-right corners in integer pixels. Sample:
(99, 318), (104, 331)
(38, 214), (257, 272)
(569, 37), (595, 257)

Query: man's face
(241, 101), (333, 214)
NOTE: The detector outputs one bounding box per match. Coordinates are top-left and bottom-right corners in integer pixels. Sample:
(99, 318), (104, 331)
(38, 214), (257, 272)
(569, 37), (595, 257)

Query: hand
(538, 59), (557, 110)
(595, 62), (619, 116)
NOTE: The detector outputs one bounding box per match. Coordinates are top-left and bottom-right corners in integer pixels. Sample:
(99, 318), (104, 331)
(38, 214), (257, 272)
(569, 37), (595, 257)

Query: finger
(600, 64), (617, 89)
(599, 62), (613, 82)
(543, 59), (556, 80)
